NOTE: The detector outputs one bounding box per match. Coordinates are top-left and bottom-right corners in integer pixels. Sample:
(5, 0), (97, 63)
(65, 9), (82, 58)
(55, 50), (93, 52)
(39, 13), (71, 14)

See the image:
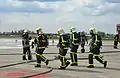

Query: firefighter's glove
(31, 42), (34, 49)
(45, 46), (48, 48)
(94, 43), (97, 46)
(86, 41), (88, 44)
(29, 36), (32, 40)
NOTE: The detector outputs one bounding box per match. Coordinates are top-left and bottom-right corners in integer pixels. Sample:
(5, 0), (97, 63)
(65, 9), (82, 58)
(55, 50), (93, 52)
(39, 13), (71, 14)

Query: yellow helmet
(36, 27), (42, 34)
(57, 28), (65, 35)
(70, 26), (76, 32)
(89, 27), (96, 34)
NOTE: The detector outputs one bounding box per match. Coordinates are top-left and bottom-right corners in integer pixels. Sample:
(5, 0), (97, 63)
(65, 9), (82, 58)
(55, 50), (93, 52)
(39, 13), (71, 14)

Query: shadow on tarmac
(52, 67), (103, 73)
(28, 63), (102, 73)
(95, 66), (120, 71)
(77, 65), (120, 71)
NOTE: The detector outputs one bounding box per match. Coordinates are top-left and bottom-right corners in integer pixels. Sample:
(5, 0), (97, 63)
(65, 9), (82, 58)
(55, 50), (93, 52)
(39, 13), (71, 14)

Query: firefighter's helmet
(89, 27), (96, 34)
(24, 30), (28, 33)
(70, 26), (76, 32)
(57, 28), (65, 35)
(36, 27), (42, 34)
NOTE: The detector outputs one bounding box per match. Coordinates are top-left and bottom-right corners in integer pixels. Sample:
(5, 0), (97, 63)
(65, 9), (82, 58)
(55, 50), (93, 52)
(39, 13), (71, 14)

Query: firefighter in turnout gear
(88, 27), (107, 68)
(113, 33), (120, 49)
(32, 27), (49, 67)
(22, 30), (32, 60)
(80, 31), (88, 53)
(69, 26), (80, 66)
(57, 28), (70, 69)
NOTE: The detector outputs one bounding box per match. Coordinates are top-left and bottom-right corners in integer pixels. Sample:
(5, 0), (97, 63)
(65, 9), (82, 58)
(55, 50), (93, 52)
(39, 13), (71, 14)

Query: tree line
(0, 29), (35, 35)
(0, 29), (114, 39)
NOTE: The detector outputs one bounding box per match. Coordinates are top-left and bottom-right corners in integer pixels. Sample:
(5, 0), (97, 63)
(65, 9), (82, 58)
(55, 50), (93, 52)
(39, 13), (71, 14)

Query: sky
(0, 0), (120, 34)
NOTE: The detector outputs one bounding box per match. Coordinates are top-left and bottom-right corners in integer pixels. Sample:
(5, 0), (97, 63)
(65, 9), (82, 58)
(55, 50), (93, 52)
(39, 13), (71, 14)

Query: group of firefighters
(22, 26), (108, 69)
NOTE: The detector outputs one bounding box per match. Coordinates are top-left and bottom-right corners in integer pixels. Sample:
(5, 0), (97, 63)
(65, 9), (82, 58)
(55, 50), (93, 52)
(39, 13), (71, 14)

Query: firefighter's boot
(87, 65), (94, 68)
(65, 61), (70, 68)
(70, 63), (78, 66)
(45, 60), (49, 66)
(35, 64), (41, 68)
(104, 61), (107, 68)
(23, 56), (27, 60)
(113, 46), (118, 49)
(28, 55), (32, 60)
(81, 49), (85, 53)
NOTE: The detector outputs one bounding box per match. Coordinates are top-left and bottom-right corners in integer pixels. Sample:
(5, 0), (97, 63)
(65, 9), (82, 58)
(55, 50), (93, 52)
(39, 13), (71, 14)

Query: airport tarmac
(0, 41), (120, 78)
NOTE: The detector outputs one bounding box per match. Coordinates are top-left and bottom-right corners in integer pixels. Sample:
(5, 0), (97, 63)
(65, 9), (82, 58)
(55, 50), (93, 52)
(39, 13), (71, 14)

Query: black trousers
(88, 46), (105, 66)
(23, 47), (32, 59)
(81, 41), (85, 49)
(70, 45), (79, 64)
(114, 41), (119, 48)
(35, 48), (48, 65)
(59, 48), (69, 67)
(81, 41), (85, 53)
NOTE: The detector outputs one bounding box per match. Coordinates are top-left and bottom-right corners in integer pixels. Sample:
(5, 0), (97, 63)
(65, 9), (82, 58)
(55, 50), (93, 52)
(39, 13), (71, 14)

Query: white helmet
(70, 26), (76, 33)
(36, 27), (42, 34)
(89, 27), (96, 34)
(24, 30), (28, 33)
(57, 28), (65, 35)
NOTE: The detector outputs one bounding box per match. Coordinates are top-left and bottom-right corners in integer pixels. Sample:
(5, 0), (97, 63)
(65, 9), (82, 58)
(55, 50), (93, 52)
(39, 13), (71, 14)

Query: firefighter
(32, 27), (49, 67)
(80, 31), (88, 53)
(113, 33), (120, 49)
(22, 30), (32, 60)
(69, 26), (81, 66)
(57, 28), (70, 69)
(88, 27), (107, 68)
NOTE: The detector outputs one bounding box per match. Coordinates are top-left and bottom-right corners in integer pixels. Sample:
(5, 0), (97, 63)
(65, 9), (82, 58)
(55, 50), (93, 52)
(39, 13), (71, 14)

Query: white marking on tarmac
(0, 46), (22, 49)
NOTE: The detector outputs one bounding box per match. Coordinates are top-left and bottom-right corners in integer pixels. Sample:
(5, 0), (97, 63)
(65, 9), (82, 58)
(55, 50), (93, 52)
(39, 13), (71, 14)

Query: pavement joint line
(0, 58), (56, 69)
(0, 53), (117, 69)
(49, 43), (114, 46)
(0, 50), (119, 55)
(49, 45), (115, 46)
(0, 50), (119, 75)
(0, 50), (119, 77)
(0, 60), (35, 68)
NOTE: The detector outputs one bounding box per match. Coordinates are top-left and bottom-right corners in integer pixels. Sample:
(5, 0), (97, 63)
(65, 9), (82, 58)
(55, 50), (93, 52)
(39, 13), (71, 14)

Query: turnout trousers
(88, 46), (107, 67)
(113, 40), (120, 48)
(59, 48), (70, 68)
(23, 47), (32, 60)
(35, 48), (49, 66)
(70, 45), (79, 65)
